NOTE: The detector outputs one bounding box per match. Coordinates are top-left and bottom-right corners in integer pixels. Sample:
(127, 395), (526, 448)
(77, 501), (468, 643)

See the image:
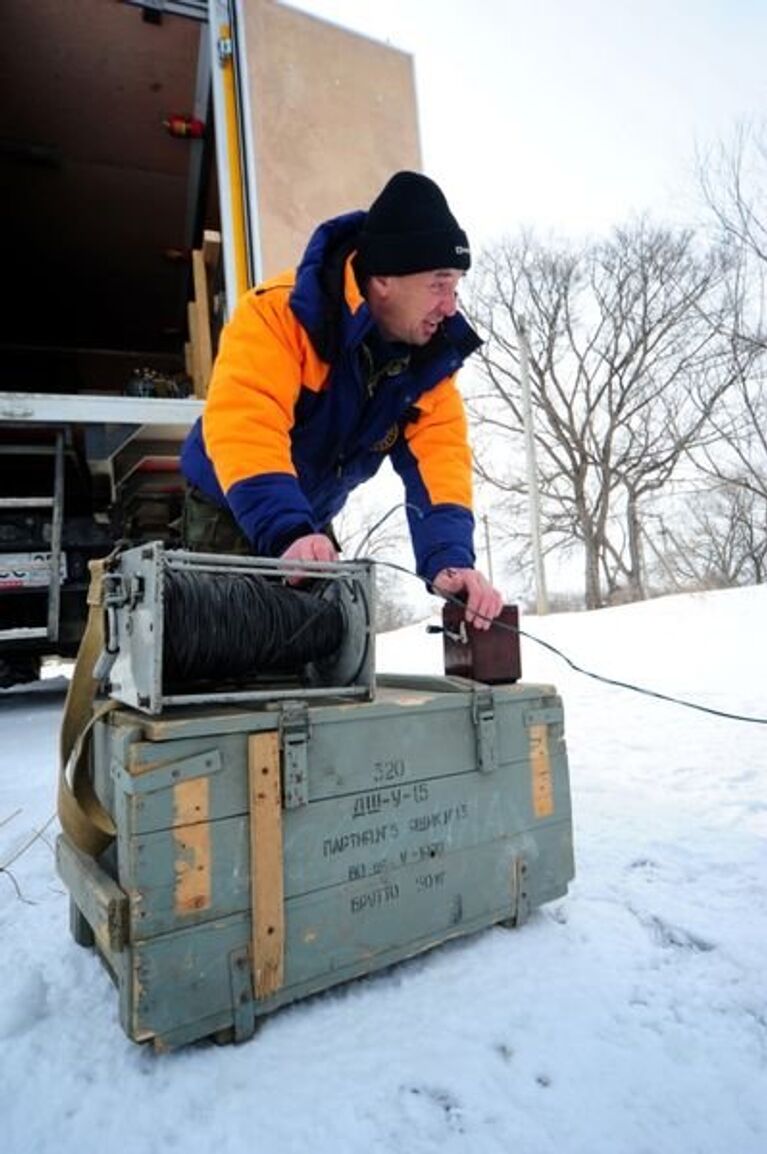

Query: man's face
(367, 269), (464, 346)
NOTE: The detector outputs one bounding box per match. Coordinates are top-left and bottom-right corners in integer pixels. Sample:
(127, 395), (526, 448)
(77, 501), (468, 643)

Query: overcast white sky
(290, 0), (766, 246)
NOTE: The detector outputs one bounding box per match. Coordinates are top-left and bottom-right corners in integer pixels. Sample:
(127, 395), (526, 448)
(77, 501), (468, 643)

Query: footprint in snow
(635, 910), (715, 953)
(399, 1084), (465, 1134)
(0, 966), (49, 1038)
(628, 857), (659, 871)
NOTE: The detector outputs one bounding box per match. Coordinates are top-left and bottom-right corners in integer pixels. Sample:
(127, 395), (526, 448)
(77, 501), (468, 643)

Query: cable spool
(304, 572), (372, 689)
(101, 544), (375, 713)
(162, 567), (351, 689)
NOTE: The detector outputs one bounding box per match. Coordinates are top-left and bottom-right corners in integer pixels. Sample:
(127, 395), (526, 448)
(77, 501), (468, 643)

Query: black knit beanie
(355, 171), (471, 277)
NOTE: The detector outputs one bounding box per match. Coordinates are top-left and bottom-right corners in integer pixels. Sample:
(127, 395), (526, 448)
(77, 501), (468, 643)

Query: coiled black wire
(162, 568), (344, 687)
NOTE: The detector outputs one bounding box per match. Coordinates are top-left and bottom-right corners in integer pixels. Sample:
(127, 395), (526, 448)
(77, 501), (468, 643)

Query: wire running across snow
(375, 557), (767, 727)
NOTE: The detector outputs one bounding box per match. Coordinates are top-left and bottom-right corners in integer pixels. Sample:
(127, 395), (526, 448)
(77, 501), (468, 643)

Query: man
(180, 171), (503, 629)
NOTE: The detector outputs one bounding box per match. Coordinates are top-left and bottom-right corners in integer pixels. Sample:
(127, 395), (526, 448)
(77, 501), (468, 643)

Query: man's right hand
(280, 533), (338, 584)
(432, 566), (504, 630)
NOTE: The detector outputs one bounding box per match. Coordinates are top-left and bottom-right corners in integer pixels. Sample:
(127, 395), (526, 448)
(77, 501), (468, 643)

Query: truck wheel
(0, 654), (42, 689)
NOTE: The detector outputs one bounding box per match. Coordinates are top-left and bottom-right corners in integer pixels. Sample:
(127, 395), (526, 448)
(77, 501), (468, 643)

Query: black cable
(158, 541), (765, 725)
(163, 568), (344, 687)
(513, 621), (767, 725)
(374, 557), (767, 727)
(352, 502), (424, 559)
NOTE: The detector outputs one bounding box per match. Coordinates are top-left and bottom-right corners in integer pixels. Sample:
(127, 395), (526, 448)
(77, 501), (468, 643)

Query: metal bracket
(472, 688), (497, 774)
(524, 706), (562, 728)
(117, 748), (223, 795)
(513, 856), (531, 926)
(96, 572), (146, 683)
(123, 0), (208, 21)
(500, 856), (531, 929)
(228, 946), (256, 1043)
(280, 702), (310, 808)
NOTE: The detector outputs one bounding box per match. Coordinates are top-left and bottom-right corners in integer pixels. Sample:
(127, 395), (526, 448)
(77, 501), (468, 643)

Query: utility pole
(482, 512), (494, 585)
(517, 315), (549, 615)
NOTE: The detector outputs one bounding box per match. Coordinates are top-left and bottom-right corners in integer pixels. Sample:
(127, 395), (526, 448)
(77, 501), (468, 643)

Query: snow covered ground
(1, 585), (765, 1154)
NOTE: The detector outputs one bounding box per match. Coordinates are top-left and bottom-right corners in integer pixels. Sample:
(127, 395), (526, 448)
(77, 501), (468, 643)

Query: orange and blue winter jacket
(180, 210), (482, 582)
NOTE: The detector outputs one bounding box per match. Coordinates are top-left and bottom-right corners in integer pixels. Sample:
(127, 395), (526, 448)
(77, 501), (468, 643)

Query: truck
(0, 0), (420, 686)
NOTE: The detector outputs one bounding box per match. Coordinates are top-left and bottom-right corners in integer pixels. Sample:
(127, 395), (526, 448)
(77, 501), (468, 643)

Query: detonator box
(442, 604), (521, 683)
(56, 673), (574, 1050)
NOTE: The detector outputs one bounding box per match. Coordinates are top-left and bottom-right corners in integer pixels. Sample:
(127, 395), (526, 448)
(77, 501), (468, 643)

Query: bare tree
(650, 481), (767, 589)
(695, 359), (767, 494)
(680, 348), (767, 587)
(686, 121), (767, 584)
(465, 222), (749, 608)
(699, 120), (767, 351)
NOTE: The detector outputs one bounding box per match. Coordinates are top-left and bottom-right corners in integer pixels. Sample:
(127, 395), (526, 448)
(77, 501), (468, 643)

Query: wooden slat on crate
(248, 731), (284, 998)
(56, 835), (129, 954)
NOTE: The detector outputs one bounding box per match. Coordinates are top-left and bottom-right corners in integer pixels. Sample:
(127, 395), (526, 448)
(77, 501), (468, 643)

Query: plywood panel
(243, 1), (422, 277)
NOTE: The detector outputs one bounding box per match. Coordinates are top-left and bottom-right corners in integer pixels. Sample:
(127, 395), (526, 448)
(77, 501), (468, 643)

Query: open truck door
(0, 0), (419, 685)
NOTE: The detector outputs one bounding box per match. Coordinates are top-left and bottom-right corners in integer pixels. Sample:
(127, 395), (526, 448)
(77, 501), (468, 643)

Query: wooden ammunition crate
(56, 674), (574, 1050)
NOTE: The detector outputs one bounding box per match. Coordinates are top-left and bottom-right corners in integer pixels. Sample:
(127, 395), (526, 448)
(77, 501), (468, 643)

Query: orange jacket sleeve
(404, 375), (473, 509)
(202, 283), (326, 494)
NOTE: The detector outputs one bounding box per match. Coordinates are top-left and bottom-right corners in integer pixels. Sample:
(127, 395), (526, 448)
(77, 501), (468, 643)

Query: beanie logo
(455, 245), (470, 256)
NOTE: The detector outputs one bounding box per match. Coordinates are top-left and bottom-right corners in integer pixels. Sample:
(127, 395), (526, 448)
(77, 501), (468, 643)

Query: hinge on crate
(500, 857), (531, 930)
(513, 856), (531, 926)
(280, 702), (310, 808)
(472, 688), (497, 774)
(227, 946), (256, 1043)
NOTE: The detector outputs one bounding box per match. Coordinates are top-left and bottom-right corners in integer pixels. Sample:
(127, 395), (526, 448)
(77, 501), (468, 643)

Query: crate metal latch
(280, 702), (310, 808)
(500, 856), (531, 930)
(227, 946), (256, 1043)
(472, 687), (497, 774)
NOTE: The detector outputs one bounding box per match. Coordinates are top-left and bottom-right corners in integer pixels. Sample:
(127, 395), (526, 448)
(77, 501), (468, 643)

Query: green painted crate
(56, 673), (575, 1050)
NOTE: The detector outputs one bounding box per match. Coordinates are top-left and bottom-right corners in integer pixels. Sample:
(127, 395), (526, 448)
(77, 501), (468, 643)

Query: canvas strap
(57, 556), (118, 856)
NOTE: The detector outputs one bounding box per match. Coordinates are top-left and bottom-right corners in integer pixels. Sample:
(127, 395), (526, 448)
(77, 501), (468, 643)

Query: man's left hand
(432, 567), (504, 631)
(280, 533), (339, 585)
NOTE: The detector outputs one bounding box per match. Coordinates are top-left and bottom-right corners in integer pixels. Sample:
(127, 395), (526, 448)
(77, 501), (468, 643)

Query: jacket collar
(289, 210), (482, 368)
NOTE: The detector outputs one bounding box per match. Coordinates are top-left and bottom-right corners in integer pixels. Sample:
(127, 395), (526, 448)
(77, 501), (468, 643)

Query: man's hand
(432, 567), (504, 631)
(281, 533), (339, 585)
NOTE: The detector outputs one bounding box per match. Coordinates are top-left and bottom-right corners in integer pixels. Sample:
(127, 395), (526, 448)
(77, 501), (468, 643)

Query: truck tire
(0, 654), (42, 689)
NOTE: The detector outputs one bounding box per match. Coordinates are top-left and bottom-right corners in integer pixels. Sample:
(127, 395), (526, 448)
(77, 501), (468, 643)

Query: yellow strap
(57, 557), (118, 856)
(219, 20), (250, 298)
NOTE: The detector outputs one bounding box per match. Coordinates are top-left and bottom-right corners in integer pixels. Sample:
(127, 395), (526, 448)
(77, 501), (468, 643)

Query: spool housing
(99, 542), (375, 713)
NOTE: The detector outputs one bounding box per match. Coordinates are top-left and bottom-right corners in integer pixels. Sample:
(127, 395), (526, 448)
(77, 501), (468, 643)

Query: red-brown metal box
(442, 604), (521, 684)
